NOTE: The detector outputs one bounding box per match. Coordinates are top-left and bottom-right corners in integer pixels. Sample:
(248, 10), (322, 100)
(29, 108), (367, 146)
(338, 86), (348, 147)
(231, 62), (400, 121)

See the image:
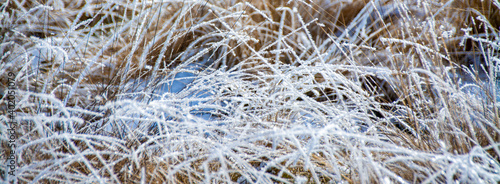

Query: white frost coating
(2, 0), (499, 183)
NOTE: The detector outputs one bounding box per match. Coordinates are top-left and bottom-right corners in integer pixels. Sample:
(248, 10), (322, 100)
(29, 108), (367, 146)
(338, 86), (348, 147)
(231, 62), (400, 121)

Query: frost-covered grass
(1, 0), (499, 183)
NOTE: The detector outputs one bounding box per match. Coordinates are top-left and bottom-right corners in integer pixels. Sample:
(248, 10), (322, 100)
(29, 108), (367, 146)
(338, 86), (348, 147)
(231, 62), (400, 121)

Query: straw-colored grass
(1, 0), (499, 183)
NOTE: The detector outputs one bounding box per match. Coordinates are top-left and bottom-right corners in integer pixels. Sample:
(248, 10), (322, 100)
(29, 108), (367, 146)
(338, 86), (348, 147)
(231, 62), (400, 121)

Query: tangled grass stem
(1, 0), (499, 183)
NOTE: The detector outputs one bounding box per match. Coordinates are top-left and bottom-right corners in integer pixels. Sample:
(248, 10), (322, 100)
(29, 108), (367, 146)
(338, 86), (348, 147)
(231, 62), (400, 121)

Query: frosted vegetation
(1, 0), (499, 183)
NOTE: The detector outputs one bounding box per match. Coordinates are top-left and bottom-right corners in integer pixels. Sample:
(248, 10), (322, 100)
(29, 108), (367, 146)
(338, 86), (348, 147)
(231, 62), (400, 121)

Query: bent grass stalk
(0, 0), (499, 183)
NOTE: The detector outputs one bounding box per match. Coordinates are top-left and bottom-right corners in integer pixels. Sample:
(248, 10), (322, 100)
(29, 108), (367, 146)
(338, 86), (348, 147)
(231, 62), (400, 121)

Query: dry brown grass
(1, 0), (499, 183)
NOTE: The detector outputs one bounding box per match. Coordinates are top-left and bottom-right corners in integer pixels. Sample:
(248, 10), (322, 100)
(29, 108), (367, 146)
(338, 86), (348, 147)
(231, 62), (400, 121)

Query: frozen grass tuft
(1, 0), (500, 183)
